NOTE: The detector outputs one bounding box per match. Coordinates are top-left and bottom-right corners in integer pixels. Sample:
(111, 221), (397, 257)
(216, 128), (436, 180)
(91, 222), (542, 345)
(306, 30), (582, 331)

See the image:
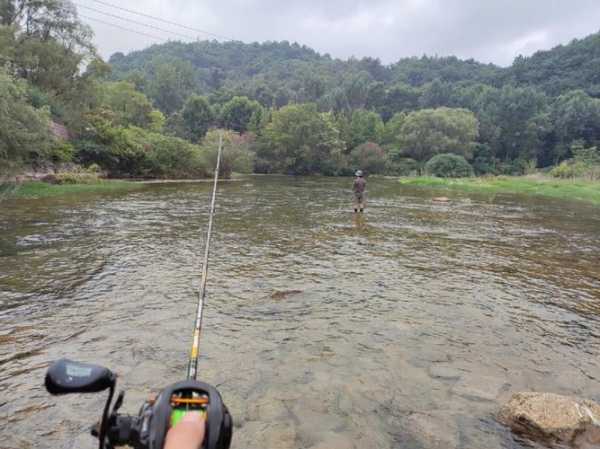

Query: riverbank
(0, 180), (145, 200)
(399, 176), (600, 205)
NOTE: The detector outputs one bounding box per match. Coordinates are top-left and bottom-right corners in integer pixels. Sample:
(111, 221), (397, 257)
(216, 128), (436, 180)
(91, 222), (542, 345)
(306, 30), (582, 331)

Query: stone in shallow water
(452, 375), (507, 401)
(428, 364), (462, 380)
(498, 392), (600, 448)
(309, 432), (355, 449)
(403, 411), (459, 449)
(271, 290), (303, 300)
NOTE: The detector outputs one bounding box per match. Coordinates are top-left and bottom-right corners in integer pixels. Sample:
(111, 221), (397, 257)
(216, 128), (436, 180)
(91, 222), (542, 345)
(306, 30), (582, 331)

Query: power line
(85, 0), (235, 41)
(79, 14), (167, 42)
(75, 3), (197, 41)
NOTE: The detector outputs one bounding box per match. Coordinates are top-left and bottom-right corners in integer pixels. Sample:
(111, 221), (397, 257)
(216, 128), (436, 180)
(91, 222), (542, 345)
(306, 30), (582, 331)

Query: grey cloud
(78, 0), (600, 66)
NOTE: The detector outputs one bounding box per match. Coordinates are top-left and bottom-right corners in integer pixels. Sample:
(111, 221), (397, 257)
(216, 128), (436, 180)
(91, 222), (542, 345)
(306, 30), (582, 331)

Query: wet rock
(403, 411), (459, 449)
(247, 398), (289, 421)
(432, 197), (450, 202)
(236, 421), (297, 449)
(310, 432), (355, 449)
(452, 375), (506, 401)
(498, 392), (600, 447)
(428, 364), (462, 380)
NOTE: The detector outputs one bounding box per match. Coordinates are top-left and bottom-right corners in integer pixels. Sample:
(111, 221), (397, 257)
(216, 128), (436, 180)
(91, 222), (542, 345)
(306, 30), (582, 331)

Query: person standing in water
(353, 170), (366, 213)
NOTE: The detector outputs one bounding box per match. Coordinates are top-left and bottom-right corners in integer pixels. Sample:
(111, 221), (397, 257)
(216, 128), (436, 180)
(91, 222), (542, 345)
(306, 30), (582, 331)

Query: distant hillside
(506, 31), (600, 96)
(108, 40), (504, 112)
(109, 31), (600, 108)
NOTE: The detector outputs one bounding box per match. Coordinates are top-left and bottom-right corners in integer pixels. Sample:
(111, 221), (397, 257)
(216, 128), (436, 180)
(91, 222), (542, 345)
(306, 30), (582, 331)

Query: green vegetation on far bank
(399, 176), (600, 205)
(0, 180), (145, 200)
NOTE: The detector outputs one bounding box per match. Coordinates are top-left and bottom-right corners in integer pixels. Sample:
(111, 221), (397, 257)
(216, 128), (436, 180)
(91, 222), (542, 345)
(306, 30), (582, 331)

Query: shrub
(350, 142), (387, 175)
(385, 158), (419, 176)
(425, 153), (473, 178)
(75, 123), (209, 178)
(49, 142), (75, 163)
(550, 161), (592, 179)
(52, 167), (101, 184)
(202, 129), (256, 177)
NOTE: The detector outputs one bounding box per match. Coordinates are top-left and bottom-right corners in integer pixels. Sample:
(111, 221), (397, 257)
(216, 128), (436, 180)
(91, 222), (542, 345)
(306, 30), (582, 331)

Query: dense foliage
(425, 153), (474, 178)
(2, 0), (600, 179)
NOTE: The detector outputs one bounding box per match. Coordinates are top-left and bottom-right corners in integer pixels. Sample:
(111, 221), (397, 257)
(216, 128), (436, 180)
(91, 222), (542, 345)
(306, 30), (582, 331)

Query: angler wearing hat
(353, 170), (366, 213)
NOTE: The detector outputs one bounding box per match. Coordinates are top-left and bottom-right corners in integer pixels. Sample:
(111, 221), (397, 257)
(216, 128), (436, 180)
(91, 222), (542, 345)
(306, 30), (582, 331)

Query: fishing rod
(43, 135), (232, 449)
(188, 133), (222, 381)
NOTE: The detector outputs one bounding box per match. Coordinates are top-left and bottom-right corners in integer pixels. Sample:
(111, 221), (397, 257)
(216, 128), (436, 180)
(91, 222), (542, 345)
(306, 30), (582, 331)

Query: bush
(49, 142), (75, 163)
(425, 153), (473, 178)
(202, 129), (256, 177)
(75, 120), (209, 178)
(350, 142), (387, 175)
(550, 160), (596, 179)
(51, 167), (101, 184)
(385, 157), (419, 176)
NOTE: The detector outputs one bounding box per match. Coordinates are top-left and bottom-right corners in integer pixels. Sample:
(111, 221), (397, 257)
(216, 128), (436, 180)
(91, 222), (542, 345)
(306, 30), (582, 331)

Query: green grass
(0, 180), (144, 200)
(399, 175), (600, 205)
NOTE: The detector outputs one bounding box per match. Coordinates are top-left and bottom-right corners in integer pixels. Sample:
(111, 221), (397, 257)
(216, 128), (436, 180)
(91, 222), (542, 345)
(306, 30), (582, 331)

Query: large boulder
(498, 392), (600, 448)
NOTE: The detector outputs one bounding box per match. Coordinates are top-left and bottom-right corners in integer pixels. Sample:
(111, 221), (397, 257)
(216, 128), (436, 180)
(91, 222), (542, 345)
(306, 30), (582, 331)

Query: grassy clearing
(399, 175), (600, 205)
(0, 180), (144, 200)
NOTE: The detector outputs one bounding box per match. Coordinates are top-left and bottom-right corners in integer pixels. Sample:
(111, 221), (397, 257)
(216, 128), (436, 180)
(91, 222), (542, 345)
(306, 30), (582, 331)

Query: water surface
(1, 176), (600, 449)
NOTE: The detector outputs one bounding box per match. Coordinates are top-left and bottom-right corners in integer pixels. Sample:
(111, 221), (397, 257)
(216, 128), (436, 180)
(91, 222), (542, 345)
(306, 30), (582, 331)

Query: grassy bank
(399, 176), (600, 205)
(0, 180), (145, 200)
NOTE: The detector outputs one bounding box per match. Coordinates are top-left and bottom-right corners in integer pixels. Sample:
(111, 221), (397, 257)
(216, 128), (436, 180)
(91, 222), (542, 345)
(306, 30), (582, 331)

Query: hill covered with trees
(2, 0), (600, 180)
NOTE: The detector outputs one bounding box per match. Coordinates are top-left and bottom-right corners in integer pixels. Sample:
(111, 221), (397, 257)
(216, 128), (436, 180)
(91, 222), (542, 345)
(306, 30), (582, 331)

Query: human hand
(164, 412), (206, 449)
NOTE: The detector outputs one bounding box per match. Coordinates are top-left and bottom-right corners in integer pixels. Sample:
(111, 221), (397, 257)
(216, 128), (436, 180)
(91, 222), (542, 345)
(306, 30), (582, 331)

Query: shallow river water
(1, 176), (600, 449)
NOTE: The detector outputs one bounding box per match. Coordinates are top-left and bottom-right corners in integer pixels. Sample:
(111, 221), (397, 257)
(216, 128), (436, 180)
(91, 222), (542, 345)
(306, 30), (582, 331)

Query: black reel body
(104, 380), (233, 449)
(140, 380), (232, 449)
(104, 380), (232, 449)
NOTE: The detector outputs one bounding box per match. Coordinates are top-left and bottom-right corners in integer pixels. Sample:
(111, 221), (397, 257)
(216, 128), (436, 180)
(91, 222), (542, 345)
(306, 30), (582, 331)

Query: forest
(2, 0), (600, 180)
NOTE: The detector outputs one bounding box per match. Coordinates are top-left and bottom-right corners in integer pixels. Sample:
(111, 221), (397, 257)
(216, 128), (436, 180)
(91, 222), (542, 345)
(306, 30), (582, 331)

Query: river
(1, 176), (600, 449)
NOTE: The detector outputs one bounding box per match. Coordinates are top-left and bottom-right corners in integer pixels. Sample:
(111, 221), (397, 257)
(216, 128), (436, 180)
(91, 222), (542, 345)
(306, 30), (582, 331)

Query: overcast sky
(76, 0), (600, 66)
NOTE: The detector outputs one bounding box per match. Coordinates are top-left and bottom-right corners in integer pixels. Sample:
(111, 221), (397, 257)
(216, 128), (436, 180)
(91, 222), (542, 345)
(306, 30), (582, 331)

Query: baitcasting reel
(45, 359), (232, 449)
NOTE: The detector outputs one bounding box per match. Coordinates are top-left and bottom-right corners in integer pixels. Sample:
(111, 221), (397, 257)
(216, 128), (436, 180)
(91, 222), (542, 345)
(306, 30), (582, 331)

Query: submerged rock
(271, 290), (303, 300)
(428, 364), (462, 380)
(403, 411), (459, 449)
(452, 375), (507, 401)
(498, 392), (600, 447)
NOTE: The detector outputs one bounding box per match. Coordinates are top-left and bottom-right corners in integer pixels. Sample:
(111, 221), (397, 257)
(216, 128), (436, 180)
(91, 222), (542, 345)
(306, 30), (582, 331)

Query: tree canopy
(2, 0), (600, 179)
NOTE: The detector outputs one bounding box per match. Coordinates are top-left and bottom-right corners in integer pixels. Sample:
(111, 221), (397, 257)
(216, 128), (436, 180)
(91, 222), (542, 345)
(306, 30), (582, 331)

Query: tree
(376, 83), (420, 121)
(100, 81), (162, 130)
(419, 79), (453, 108)
(0, 68), (53, 172)
(341, 71), (372, 110)
(381, 112), (406, 148)
(181, 95), (214, 142)
(550, 90), (600, 159)
(220, 96), (263, 133)
(0, 2), (99, 131)
(399, 107), (479, 164)
(348, 109), (384, 150)
(146, 57), (197, 115)
(3, 0), (94, 53)
(472, 85), (547, 163)
(257, 104), (344, 175)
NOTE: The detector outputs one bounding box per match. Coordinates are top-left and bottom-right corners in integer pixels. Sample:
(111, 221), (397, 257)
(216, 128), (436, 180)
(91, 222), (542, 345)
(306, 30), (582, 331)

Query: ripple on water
(1, 177), (600, 449)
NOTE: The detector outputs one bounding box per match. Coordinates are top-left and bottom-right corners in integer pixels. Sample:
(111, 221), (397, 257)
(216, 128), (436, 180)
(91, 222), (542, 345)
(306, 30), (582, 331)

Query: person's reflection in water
(352, 210), (367, 231)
